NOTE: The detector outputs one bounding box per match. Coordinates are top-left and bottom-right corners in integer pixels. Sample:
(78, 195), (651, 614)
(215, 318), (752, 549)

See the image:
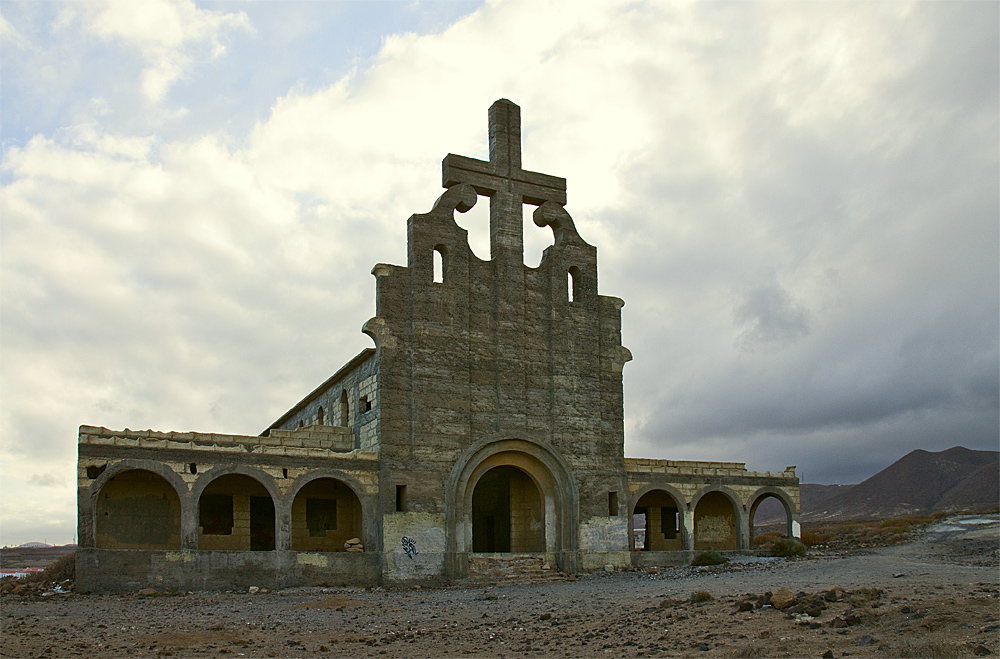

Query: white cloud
(64, 0), (251, 102)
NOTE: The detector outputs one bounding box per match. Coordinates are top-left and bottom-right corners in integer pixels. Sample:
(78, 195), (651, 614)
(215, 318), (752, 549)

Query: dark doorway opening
(249, 496), (275, 551)
(471, 465), (543, 553)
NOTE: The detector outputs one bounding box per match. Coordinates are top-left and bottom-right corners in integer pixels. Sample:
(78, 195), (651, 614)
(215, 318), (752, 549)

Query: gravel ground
(3, 515), (998, 659)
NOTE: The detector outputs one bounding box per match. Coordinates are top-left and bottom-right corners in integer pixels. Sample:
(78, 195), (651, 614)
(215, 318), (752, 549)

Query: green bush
(769, 538), (807, 558)
(691, 551), (729, 566)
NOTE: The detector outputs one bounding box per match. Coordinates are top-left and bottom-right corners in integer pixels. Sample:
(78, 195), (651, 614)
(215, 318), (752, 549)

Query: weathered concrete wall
(76, 548), (380, 593)
(265, 349), (379, 452)
(382, 513), (447, 585)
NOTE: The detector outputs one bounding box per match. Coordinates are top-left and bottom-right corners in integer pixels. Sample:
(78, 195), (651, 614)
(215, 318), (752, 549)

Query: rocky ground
(2, 515), (998, 658)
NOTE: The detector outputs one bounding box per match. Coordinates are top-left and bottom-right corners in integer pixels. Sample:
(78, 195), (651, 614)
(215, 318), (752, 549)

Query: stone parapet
(624, 457), (797, 480)
(78, 426), (369, 458)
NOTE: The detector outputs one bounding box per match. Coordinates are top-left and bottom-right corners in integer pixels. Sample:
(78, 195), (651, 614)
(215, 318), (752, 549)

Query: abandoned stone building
(77, 99), (800, 593)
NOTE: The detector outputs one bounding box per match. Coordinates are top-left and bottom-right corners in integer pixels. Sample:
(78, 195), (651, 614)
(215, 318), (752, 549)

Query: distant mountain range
(756, 446), (999, 523)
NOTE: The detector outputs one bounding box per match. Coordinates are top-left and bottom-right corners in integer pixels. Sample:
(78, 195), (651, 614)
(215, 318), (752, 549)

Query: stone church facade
(77, 100), (800, 593)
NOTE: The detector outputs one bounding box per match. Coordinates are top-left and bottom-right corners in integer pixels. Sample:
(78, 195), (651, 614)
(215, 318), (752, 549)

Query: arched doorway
(471, 465), (544, 553)
(96, 469), (181, 549)
(198, 474), (275, 551)
(693, 491), (739, 551)
(748, 491), (793, 544)
(632, 490), (683, 551)
(291, 477), (363, 552)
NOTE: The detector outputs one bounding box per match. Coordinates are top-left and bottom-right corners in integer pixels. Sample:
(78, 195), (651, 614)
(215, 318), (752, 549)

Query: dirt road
(3, 515), (997, 658)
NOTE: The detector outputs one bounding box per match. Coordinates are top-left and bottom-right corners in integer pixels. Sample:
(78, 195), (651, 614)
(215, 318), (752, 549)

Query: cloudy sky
(1, 1), (997, 546)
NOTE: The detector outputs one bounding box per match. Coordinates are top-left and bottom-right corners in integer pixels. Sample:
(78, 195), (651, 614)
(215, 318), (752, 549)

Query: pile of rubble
(732, 585), (878, 629)
(344, 538), (364, 552)
(0, 578), (74, 598)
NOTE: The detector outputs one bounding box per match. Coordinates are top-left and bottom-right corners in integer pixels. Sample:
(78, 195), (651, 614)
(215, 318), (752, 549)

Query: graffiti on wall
(401, 536), (418, 559)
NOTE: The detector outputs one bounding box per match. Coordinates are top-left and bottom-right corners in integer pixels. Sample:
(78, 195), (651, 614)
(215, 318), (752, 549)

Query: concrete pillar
(681, 509), (695, 550)
(276, 497), (293, 551)
(738, 508), (751, 550)
(180, 489), (198, 550)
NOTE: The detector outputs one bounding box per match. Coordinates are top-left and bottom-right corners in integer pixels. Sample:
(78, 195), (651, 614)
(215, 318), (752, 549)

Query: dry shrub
(799, 531), (825, 546)
(691, 551), (728, 566)
(879, 519), (911, 532)
(752, 531), (782, 548)
(769, 538), (807, 557)
(24, 552), (75, 584)
(733, 645), (767, 658)
(689, 590), (713, 603)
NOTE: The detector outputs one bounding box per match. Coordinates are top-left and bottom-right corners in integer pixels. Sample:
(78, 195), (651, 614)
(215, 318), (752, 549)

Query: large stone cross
(442, 99), (566, 260)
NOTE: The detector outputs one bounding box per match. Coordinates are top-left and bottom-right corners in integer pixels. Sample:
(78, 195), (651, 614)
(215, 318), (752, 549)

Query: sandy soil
(2, 515), (997, 659)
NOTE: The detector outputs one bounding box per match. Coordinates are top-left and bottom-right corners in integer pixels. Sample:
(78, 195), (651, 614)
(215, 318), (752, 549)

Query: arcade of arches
(90, 467), (366, 555)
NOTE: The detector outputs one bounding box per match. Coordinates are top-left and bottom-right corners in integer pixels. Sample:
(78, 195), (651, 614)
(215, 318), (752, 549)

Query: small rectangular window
(360, 395), (372, 413)
(661, 506), (678, 538)
(608, 491), (618, 517)
(200, 494), (234, 535)
(306, 498), (338, 537)
(396, 485), (407, 512)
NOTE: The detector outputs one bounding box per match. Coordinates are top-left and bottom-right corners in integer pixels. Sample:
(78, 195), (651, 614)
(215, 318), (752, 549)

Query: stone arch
(628, 484), (688, 552)
(746, 486), (797, 542)
(690, 486), (744, 551)
(285, 469), (376, 553)
(446, 437), (578, 575)
(93, 466), (183, 549)
(193, 467), (280, 551)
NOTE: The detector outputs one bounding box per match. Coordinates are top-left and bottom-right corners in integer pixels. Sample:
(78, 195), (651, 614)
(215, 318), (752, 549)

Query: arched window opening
(298, 420), (304, 428)
(693, 491), (738, 551)
(749, 493), (792, 547)
(340, 389), (350, 427)
(472, 466), (544, 553)
(632, 490), (682, 551)
(317, 406), (324, 425)
(567, 266), (580, 303)
(198, 474), (275, 551)
(291, 478), (364, 552)
(96, 469), (181, 550)
(433, 245), (447, 284)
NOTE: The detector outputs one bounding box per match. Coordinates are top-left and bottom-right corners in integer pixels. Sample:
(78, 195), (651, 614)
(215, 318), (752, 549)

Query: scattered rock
(856, 634), (875, 646)
(539, 613), (552, 621)
(736, 601), (754, 612)
(770, 587), (796, 610)
(973, 645), (992, 656)
(830, 617), (848, 629)
(137, 588), (157, 596)
(821, 651), (834, 659)
(248, 586), (260, 594)
(844, 614), (862, 626)
(603, 564), (614, 572)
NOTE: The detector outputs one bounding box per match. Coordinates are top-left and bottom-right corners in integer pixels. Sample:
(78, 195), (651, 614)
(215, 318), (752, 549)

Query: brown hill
(806, 446), (998, 521)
